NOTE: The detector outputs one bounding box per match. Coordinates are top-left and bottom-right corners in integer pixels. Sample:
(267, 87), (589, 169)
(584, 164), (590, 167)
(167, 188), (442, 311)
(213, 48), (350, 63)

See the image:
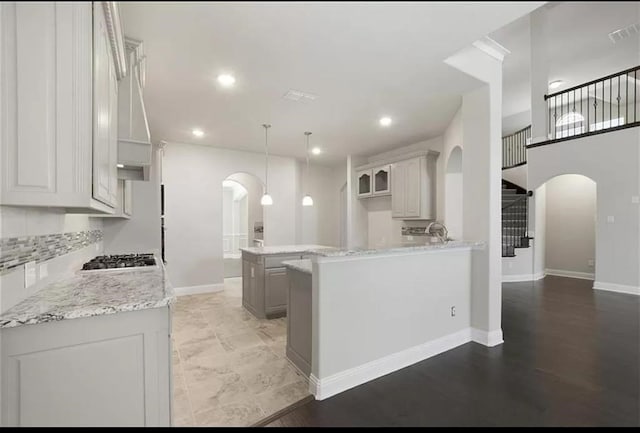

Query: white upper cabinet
(391, 156), (436, 220)
(0, 2), (124, 212)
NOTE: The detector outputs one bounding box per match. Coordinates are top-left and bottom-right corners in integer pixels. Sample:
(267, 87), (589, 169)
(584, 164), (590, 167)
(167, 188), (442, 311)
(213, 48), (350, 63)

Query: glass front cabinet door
(372, 164), (391, 196)
(357, 169), (372, 197)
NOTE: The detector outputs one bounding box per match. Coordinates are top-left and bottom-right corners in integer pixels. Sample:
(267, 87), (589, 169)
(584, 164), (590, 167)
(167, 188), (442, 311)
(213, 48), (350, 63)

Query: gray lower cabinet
(1, 307), (172, 427)
(265, 267), (289, 316)
(286, 268), (312, 377)
(242, 252), (303, 319)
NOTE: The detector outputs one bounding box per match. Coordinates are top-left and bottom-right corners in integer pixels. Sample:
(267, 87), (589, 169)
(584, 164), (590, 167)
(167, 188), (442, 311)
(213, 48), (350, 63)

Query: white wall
(528, 127), (640, 292)
(502, 164), (527, 190)
(347, 155), (369, 249)
(443, 107), (464, 240)
(162, 142), (303, 288)
(298, 162), (343, 248)
(445, 43), (504, 342)
(545, 174), (596, 278)
(102, 146), (162, 255)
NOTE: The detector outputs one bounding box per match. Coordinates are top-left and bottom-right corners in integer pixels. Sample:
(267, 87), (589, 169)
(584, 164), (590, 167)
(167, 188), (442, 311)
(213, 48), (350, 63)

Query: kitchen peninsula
(279, 241), (485, 400)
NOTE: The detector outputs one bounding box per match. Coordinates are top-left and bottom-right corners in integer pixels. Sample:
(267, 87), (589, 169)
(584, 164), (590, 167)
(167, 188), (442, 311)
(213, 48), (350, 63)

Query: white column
(444, 39), (507, 346)
(530, 8), (550, 143)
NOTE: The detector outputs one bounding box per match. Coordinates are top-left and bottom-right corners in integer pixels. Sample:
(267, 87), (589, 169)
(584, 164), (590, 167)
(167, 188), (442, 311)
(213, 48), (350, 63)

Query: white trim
(309, 328), (472, 400)
(472, 36), (510, 62)
(502, 272), (546, 282)
(471, 328), (504, 347)
(173, 283), (224, 297)
(545, 268), (594, 280)
(593, 281), (640, 296)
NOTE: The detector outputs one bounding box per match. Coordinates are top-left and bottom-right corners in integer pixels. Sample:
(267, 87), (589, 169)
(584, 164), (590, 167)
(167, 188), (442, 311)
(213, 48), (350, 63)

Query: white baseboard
(471, 328), (504, 347)
(173, 283), (225, 297)
(546, 268), (594, 280)
(502, 272), (546, 282)
(309, 328), (472, 401)
(593, 281), (640, 296)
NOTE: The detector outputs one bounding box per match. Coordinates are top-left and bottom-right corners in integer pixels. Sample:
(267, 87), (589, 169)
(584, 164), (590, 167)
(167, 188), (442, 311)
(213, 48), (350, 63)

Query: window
(555, 112), (585, 138)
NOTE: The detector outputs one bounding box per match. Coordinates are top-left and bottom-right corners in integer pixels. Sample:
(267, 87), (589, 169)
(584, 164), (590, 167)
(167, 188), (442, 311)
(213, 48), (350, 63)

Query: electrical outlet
(451, 306), (456, 317)
(24, 261), (37, 288)
(39, 263), (48, 279)
(95, 243), (100, 252)
(588, 259), (595, 267)
(607, 216), (615, 223)
(632, 196), (639, 204)
(508, 261), (513, 269)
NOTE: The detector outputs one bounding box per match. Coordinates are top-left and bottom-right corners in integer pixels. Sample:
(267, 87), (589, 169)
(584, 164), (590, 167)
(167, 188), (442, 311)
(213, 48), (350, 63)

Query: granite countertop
(314, 240), (485, 258)
(0, 259), (175, 329)
(240, 244), (337, 256)
(282, 259), (312, 274)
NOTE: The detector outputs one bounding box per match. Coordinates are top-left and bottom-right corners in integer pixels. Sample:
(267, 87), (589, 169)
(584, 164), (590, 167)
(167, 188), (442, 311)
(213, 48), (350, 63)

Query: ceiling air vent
(608, 23), (640, 44)
(283, 89), (317, 102)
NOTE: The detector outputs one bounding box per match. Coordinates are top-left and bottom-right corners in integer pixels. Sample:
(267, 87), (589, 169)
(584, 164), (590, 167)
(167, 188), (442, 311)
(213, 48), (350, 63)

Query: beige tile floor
(171, 278), (310, 427)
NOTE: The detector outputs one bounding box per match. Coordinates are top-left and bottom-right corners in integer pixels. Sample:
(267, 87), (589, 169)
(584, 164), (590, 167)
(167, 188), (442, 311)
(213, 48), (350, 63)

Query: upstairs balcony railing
(535, 65), (640, 146)
(502, 125), (531, 169)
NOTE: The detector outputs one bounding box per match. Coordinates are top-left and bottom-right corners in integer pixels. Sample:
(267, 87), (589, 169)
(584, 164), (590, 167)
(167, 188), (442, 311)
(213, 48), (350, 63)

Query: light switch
(632, 196), (640, 204)
(607, 215), (615, 223)
(24, 261), (37, 288)
(39, 263), (48, 279)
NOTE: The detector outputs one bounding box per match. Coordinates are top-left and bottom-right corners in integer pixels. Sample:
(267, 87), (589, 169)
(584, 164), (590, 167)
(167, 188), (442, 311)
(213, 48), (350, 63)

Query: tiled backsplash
(402, 226), (431, 236)
(0, 230), (103, 275)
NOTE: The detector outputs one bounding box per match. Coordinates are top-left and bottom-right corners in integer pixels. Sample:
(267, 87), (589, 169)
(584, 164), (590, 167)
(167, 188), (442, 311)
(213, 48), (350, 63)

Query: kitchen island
(280, 241), (486, 400)
(240, 245), (335, 319)
(0, 259), (175, 427)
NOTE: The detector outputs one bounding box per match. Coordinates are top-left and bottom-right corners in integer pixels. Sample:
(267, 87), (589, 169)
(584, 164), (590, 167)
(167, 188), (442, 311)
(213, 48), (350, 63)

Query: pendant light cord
(304, 132), (311, 195)
(263, 124), (271, 193)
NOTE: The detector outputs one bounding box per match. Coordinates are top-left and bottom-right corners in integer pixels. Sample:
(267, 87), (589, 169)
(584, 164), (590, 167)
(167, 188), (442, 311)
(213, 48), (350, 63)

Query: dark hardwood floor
(264, 276), (640, 427)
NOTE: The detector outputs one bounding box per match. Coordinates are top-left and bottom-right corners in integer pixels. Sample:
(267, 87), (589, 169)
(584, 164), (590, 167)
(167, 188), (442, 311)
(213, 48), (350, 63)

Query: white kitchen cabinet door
(357, 169), (373, 198)
(92, 2), (117, 208)
(404, 158), (422, 217)
(391, 162), (406, 218)
(372, 164), (391, 196)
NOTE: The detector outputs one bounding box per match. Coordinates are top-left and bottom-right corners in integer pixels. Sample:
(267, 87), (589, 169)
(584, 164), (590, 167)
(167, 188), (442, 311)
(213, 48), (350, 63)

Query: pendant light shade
(261, 124), (273, 206)
(261, 193), (273, 206)
(302, 131), (314, 206)
(302, 194), (314, 206)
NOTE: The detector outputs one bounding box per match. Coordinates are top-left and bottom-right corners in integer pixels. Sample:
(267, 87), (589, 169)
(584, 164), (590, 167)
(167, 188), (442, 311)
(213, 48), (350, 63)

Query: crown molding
(102, 2), (127, 79)
(472, 36), (511, 63)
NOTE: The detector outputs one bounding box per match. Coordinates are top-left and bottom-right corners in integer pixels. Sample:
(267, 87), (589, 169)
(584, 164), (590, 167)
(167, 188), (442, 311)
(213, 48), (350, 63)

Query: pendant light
(260, 124), (273, 206)
(302, 131), (314, 206)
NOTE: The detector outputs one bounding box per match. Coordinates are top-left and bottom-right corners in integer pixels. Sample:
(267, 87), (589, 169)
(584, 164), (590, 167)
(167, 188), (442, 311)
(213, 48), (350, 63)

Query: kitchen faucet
(425, 221), (449, 244)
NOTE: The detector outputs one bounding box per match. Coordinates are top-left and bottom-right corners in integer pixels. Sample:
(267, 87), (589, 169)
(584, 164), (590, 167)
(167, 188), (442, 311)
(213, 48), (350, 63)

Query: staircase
(502, 180), (531, 257)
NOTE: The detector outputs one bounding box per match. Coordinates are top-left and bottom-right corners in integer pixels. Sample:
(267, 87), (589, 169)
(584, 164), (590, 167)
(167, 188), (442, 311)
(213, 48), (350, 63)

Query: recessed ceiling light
(192, 128), (204, 137)
(379, 117), (392, 127)
(217, 74), (236, 87)
(311, 147), (322, 155)
(116, 163), (124, 168)
(549, 80), (563, 90)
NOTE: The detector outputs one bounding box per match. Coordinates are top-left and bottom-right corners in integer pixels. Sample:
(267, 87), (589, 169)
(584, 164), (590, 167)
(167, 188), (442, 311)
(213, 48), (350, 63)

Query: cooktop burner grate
(81, 253), (157, 271)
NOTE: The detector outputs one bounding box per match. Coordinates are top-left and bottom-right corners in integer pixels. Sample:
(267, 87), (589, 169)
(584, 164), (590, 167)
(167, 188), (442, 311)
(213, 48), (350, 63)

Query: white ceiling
(491, 1), (640, 133)
(120, 2), (541, 164)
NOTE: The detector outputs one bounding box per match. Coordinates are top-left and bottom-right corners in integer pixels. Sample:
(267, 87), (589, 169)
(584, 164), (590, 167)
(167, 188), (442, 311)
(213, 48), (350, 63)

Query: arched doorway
(535, 174), (597, 282)
(223, 172), (264, 278)
(445, 146), (463, 240)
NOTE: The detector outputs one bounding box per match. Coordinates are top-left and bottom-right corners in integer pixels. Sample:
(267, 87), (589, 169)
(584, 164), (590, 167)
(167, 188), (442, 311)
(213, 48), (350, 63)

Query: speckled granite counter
(314, 240), (485, 258)
(282, 259), (312, 274)
(0, 260), (175, 329)
(240, 244), (337, 256)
